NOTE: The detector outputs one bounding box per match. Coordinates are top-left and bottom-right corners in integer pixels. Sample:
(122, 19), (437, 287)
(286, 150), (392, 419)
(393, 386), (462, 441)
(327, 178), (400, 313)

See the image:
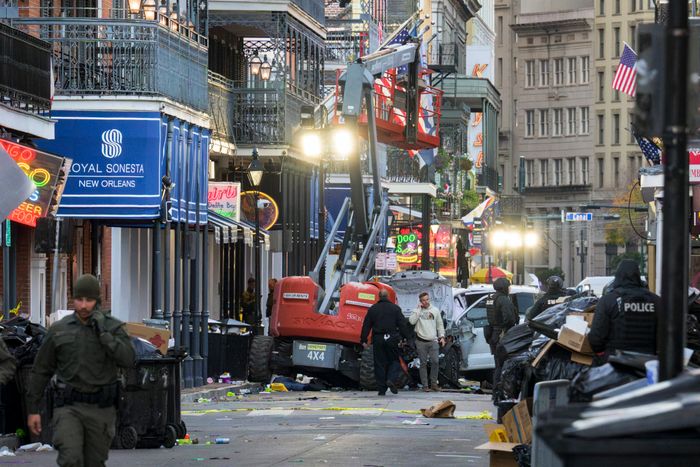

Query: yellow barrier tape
(182, 407), (493, 419)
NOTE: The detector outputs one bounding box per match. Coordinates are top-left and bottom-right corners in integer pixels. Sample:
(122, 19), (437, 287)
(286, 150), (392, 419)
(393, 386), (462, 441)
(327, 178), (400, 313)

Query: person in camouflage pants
(27, 274), (135, 467)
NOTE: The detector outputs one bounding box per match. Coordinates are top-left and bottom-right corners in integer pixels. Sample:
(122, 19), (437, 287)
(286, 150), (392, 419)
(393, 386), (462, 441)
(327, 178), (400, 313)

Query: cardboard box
(569, 312), (595, 326)
(532, 339), (594, 367)
(557, 326), (593, 354)
(475, 442), (520, 467)
(125, 322), (171, 355)
(502, 399), (532, 444)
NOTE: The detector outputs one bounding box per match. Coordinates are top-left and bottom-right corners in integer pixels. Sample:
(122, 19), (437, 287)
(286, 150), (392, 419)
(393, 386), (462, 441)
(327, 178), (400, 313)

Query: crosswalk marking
(247, 409), (294, 417)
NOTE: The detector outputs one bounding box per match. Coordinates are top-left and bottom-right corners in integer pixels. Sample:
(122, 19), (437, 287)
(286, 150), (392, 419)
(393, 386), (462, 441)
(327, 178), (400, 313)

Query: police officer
(485, 277), (518, 392)
(0, 338), (16, 385)
(27, 274), (135, 467)
(360, 289), (411, 396)
(588, 260), (660, 356)
(526, 275), (569, 320)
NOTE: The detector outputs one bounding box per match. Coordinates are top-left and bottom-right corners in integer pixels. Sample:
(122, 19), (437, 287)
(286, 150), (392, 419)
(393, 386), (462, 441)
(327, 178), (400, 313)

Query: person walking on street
(27, 274), (135, 467)
(589, 260), (660, 357)
(409, 292), (445, 391)
(485, 278), (518, 387)
(0, 338), (16, 385)
(360, 289), (411, 396)
(526, 275), (569, 320)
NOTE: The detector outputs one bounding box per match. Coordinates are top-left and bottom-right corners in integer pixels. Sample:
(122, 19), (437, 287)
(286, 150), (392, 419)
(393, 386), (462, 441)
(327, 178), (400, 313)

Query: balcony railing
(0, 22), (51, 113)
(478, 166), (499, 192)
(427, 42), (458, 73)
(292, 0), (325, 26)
(11, 17), (208, 112)
(208, 71), (236, 150)
(499, 195), (524, 216)
(229, 81), (284, 144)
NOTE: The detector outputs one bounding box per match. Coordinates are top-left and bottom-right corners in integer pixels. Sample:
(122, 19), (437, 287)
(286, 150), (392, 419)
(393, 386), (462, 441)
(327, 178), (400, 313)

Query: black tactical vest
(609, 288), (658, 354)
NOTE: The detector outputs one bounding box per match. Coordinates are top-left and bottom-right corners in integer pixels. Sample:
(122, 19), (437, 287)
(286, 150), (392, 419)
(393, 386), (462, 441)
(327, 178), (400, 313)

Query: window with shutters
(581, 157), (590, 184)
(526, 60), (535, 88)
(568, 157), (576, 184)
(540, 159), (549, 185)
(554, 159), (562, 185)
(581, 56), (590, 83)
(539, 59), (549, 87)
(567, 108), (577, 135)
(567, 57), (577, 84)
(553, 108), (563, 136)
(526, 110), (535, 137)
(554, 58), (564, 86)
(581, 107), (590, 134)
(539, 109), (549, 137)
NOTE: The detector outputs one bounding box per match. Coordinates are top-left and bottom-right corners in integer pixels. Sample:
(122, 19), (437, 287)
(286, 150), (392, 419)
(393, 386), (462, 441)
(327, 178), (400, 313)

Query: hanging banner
(1, 138), (71, 227)
(208, 182), (240, 221)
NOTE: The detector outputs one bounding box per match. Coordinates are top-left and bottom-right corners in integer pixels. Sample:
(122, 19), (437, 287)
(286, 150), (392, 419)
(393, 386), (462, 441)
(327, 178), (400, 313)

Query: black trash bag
(533, 345), (588, 382)
(496, 324), (534, 360)
(608, 350), (656, 372)
(512, 444), (531, 467)
(531, 296), (599, 328)
(131, 337), (161, 358)
(495, 353), (532, 402)
(1, 317), (48, 366)
(568, 362), (643, 402)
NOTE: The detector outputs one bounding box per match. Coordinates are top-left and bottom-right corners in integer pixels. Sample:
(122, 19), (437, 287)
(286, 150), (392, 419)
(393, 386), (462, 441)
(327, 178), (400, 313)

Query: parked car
(447, 285), (542, 372)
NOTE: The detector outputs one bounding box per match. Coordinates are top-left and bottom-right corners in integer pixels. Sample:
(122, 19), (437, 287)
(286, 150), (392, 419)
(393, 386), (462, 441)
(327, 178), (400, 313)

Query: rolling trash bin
(112, 354), (183, 449)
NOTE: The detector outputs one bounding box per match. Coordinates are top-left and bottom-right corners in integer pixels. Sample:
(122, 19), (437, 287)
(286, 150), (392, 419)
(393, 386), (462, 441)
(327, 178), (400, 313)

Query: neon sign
(0, 139), (70, 228)
(395, 229), (420, 264)
(240, 191), (280, 230)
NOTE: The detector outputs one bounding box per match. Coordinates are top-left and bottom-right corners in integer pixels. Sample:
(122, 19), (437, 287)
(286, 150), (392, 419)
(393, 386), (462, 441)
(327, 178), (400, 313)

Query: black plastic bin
(112, 356), (182, 449)
(15, 366), (53, 445)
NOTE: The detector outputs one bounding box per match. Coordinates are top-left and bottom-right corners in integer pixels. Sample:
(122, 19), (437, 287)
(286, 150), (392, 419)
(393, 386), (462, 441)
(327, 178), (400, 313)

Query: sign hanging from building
(35, 111), (165, 219)
(240, 191), (279, 230)
(1, 138), (71, 227)
(208, 182), (241, 222)
(689, 142), (700, 183)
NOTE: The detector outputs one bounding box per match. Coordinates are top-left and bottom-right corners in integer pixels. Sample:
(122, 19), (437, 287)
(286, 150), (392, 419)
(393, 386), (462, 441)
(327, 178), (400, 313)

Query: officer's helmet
(546, 276), (564, 292)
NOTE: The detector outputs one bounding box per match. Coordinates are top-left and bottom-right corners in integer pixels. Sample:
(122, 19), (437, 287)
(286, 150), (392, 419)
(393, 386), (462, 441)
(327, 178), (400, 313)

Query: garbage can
(112, 356), (180, 449)
(15, 366), (53, 445)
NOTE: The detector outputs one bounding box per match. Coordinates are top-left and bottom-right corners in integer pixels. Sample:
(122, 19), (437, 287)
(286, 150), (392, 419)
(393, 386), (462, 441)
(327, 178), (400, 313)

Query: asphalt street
(8, 389), (495, 467)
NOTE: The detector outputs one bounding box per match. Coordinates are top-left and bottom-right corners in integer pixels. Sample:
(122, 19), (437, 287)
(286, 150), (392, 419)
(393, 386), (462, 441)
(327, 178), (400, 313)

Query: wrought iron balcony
(0, 22), (51, 114)
(208, 71), (236, 153)
(427, 42), (458, 74)
(325, 30), (361, 65)
(292, 0), (325, 26)
(499, 195), (524, 216)
(10, 17), (208, 112)
(478, 166), (499, 192)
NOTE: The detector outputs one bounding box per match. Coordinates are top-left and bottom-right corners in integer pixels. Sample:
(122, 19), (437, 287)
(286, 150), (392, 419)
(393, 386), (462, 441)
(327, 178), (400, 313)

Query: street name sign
(564, 212), (593, 222)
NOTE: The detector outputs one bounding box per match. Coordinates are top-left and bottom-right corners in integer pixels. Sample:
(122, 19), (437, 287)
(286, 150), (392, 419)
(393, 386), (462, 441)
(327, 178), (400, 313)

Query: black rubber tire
(359, 345), (377, 390)
(163, 425), (177, 449)
(248, 335), (274, 383)
(119, 426), (138, 450)
(438, 345), (462, 389)
(271, 338), (294, 376)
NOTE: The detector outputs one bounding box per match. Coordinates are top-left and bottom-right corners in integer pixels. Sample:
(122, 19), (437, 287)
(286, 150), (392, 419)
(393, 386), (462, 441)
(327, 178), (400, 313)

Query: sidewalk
(180, 381), (262, 402)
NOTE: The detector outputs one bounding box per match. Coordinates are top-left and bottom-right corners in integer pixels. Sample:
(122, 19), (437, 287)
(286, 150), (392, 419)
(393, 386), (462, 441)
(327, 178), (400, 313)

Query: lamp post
(430, 217), (440, 273)
(574, 229), (588, 282)
(247, 148), (264, 335)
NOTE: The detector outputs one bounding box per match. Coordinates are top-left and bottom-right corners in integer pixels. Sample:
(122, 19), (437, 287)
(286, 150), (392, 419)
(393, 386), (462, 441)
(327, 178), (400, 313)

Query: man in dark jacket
(526, 276), (569, 320)
(360, 289), (411, 396)
(485, 278), (518, 390)
(27, 274), (135, 467)
(589, 260), (660, 356)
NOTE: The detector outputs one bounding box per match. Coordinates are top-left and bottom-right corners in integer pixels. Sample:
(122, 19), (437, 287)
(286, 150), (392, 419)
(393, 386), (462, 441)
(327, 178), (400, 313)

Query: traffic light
(633, 23), (665, 139)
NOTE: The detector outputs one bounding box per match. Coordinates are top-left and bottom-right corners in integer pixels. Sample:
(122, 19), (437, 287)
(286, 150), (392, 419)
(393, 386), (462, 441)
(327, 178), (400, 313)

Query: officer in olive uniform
(485, 278), (518, 390)
(589, 260), (660, 356)
(526, 276), (569, 320)
(0, 338), (17, 385)
(27, 274), (135, 467)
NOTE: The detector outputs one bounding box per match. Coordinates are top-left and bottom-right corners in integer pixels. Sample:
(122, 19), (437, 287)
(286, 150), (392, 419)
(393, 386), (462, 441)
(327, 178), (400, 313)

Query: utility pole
(659, 0), (689, 381)
(575, 228), (588, 282)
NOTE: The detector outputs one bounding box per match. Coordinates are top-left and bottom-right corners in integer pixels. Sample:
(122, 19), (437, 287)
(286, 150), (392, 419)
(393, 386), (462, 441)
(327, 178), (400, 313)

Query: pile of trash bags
(1, 317), (48, 366)
(494, 296), (599, 403)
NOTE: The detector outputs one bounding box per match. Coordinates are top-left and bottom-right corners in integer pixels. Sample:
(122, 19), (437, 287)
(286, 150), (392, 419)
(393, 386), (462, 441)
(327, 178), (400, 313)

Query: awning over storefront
(208, 210), (269, 248)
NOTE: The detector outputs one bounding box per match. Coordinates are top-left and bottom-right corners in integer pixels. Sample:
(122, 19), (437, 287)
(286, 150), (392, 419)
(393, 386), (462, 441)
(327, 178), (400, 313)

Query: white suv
(448, 285), (542, 372)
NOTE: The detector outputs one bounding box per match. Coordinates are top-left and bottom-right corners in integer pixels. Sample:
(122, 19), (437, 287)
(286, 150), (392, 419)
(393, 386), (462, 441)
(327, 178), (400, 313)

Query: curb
(180, 382), (263, 402)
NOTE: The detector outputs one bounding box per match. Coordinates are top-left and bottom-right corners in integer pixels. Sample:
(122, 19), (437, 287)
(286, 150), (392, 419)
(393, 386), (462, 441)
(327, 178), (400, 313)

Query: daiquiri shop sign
(0, 138), (70, 227)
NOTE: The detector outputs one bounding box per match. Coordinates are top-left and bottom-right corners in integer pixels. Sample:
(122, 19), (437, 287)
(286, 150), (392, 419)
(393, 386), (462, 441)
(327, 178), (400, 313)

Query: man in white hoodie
(409, 292), (445, 391)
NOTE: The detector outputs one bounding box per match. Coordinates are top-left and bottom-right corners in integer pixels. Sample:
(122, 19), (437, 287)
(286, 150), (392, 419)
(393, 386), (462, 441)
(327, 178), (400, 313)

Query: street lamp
(143, 0), (157, 20)
(247, 148), (264, 335)
(575, 230), (589, 281)
(430, 217), (440, 273)
(128, 0), (142, 15)
(249, 50), (262, 76)
(260, 55), (272, 81)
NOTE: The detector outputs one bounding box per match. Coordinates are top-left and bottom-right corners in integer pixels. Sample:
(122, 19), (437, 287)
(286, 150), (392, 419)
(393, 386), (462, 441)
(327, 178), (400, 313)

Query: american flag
(612, 43), (637, 97)
(634, 131), (662, 165)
